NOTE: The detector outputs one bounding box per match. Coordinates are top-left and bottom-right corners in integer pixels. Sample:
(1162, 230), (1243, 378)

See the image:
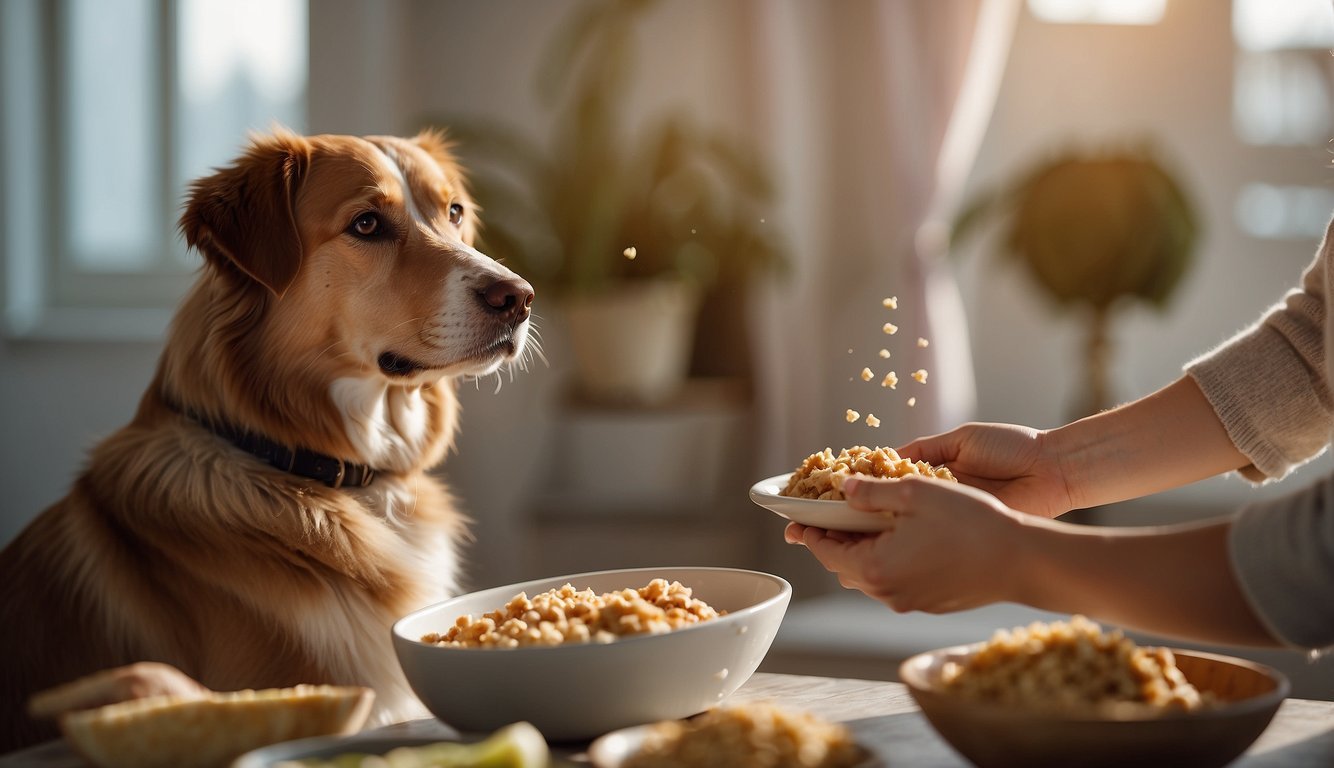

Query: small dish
(749, 473), (894, 533)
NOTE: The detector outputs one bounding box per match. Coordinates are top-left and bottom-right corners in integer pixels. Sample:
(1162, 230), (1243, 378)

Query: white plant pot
(560, 279), (700, 405)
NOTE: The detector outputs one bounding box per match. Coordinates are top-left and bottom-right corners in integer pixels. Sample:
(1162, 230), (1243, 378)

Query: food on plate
(942, 615), (1213, 713)
(421, 579), (723, 649)
(55, 683), (373, 768)
(780, 446), (956, 501)
(622, 702), (864, 768)
(277, 721), (549, 768)
(28, 662), (209, 719)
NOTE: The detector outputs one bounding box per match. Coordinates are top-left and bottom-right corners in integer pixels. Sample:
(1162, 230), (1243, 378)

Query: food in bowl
(780, 446), (955, 501)
(420, 578), (724, 649)
(620, 702), (864, 768)
(393, 567), (791, 740)
(57, 684), (373, 768)
(941, 615), (1211, 714)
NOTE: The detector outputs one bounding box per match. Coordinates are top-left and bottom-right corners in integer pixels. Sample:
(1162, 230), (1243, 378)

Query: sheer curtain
(749, 0), (1020, 474)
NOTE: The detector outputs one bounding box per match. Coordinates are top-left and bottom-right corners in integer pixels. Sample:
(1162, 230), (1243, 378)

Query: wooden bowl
(900, 644), (1289, 768)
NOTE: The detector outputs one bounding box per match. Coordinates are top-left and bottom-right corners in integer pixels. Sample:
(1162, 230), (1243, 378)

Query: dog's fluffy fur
(0, 130), (534, 751)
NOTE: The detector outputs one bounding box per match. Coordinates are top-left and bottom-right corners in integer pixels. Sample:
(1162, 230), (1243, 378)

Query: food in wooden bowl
(899, 617), (1289, 768)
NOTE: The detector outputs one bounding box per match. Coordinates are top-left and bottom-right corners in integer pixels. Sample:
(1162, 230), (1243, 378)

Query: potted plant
(433, 0), (785, 405)
(952, 145), (1199, 418)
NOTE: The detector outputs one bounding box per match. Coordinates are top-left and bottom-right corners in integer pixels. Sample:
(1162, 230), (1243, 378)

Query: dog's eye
(348, 212), (382, 238)
(448, 203), (464, 227)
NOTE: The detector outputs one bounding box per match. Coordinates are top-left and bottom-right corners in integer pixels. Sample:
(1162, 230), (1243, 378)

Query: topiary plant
(952, 146), (1199, 416)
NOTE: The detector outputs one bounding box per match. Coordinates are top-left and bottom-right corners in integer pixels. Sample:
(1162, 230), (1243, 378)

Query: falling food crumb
(883, 323), (898, 335)
(845, 409), (861, 423)
(917, 338), (929, 348)
(878, 349), (890, 359)
(883, 296), (898, 309)
(847, 348), (854, 354)
(860, 367), (874, 382)
(623, 246), (637, 260)
(881, 372), (898, 389)
(907, 397), (917, 407)
(912, 369), (928, 384)
(691, 228), (697, 234)
(760, 218), (766, 223)
(866, 414), (881, 428)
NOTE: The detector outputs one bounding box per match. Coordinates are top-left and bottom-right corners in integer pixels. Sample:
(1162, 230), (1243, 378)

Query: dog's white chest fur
(330, 377), (432, 473)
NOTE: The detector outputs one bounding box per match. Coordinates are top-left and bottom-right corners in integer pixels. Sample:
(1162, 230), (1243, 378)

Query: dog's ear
(181, 132), (311, 297)
(413, 129), (478, 246)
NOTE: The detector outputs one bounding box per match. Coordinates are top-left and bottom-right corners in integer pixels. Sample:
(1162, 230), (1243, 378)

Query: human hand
(783, 475), (1028, 613)
(897, 422), (1072, 518)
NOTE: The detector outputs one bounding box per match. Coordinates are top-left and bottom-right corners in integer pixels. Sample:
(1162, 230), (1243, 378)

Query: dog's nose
(481, 277), (535, 323)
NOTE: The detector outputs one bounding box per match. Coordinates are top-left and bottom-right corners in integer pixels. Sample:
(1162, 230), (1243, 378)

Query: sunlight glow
(1027, 0), (1165, 25)
(1233, 0), (1334, 52)
(179, 0), (306, 103)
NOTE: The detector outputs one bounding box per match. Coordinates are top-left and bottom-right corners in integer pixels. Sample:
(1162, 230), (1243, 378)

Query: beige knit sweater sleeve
(1185, 219), (1334, 649)
(1185, 235), (1332, 481)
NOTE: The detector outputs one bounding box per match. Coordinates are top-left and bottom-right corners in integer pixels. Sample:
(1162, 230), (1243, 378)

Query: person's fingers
(896, 428), (962, 465)
(784, 522), (807, 544)
(843, 474), (994, 513)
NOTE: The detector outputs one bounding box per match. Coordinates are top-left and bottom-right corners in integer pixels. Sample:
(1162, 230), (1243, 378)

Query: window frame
(2, 0), (306, 340)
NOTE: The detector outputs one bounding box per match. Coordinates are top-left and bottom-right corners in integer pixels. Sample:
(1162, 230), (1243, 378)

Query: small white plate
(749, 473), (895, 533)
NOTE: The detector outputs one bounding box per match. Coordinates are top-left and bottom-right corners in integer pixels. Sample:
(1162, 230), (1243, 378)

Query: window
(1232, 0), (1334, 240)
(1, 0), (307, 338)
(1027, 0), (1166, 26)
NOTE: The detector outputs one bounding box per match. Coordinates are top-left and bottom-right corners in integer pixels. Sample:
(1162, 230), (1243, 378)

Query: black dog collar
(170, 401), (376, 489)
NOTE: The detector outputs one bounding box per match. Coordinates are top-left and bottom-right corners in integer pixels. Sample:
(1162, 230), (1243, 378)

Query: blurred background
(4, 0), (1334, 695)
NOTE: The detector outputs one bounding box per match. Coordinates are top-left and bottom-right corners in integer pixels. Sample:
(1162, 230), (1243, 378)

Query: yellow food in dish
(421, 579), (723, 649)
(943, 615), (1212, 713)
(60, 685), (373, 768)
(622, 702), (865, 768)
(780, 446), (955, 501)
(277, 721), (549, 768)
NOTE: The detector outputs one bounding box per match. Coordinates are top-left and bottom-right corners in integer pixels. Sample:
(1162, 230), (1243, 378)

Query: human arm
(785, 475), (1279, 647)
(900, 375), (1249, 518)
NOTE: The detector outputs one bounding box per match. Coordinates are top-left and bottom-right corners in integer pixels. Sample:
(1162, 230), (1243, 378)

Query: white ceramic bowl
(900, 644), (1288, 768)
(392, 566), (792, 741)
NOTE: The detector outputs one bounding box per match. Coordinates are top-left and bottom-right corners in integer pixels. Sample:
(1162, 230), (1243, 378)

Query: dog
(0, 129), (535, 751)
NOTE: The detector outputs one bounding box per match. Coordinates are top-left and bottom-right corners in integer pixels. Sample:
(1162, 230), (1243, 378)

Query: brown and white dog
(0, 130), (534, 750)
